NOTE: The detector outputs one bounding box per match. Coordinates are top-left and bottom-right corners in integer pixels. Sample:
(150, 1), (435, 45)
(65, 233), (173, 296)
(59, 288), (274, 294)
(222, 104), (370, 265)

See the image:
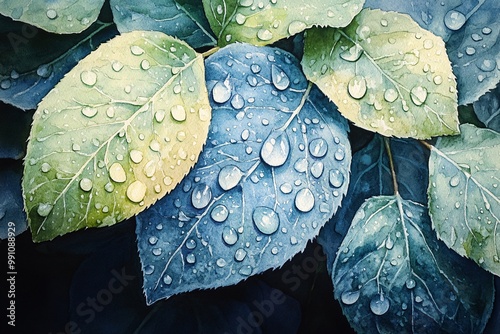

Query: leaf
(333, 195), (494, 333)
(318, 136), (429, 271)
(202, 0), (365, 46)
(302, 8), (459, 139)
(23, 31), (211, 242)
(428, 123), (500, 275)
(136, 43), (351, 304)
(0, 104), (32, 159)
(0, 162), (27, 239)
(445, 0), (499, 105)
(0, 19), (117, 110)
(0, 0), (105, 34)
(111, 0), (217, 48)
(473, 84), (500, 132)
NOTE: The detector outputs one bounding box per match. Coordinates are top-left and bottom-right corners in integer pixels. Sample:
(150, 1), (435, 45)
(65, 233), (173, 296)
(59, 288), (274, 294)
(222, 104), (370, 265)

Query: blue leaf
(0, 162), (27, 239)
(0, 19), (117, 110)
(473, 83), (500, 131)
(110, 0), (217, 48)
(318, 136), (429, 272)
(136, 43), (351, 304)
(0, 104), (32, 159)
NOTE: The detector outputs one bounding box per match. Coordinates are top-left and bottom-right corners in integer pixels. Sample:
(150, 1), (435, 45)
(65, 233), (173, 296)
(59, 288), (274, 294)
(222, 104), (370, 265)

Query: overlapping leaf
(428, 124), (500, 275)
(111, 0), (216, 48)
(202, 0), (364, 46)
(473, 84), (500, 132)
(136, 43), (351, 304)
(0, 0), (105, 34)
(0, 105), (32, 159)
(333, 195), (494, 333)
(302, 8), (459, 139)
(23, 31), (211, 242)
(318, 136), (429, 271)
(0, 19), (117, 110)
(0, 163), (27, 239)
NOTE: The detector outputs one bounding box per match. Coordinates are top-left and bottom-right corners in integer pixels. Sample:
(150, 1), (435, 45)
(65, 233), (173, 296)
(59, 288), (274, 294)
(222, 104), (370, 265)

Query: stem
(419, 140), (433, 150)
(202, 46), (220, 58)
(383, 137), (399, 195)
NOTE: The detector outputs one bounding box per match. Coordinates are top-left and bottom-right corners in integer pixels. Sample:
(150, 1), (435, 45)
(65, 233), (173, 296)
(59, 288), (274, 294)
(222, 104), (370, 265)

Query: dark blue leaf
(111, 0), (216, 48)
(318, 136), (429, 272)
(0, 161), (27, 239)
(0, 19), (117, 110)
(0, 103), (32, 159)
(136, 43), (351, 304)
(473, 83), (500, 131)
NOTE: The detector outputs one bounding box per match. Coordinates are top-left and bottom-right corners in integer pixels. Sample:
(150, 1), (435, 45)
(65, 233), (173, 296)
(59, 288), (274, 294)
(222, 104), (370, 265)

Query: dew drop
(423, 39), (434, 49)
(260, 131), (290, 167)
(109, 162), (127, 183)
(348, 76), (367, 99)
(235, 13), (246, 25)
(170, 105), (186, 122)
(79, 178), (93, 192)
(449, 175), (460, 187)
(191, 183), (212, 209)
(46, 9), (57, 19)
(310, 161), (324, 178)
(253, 206), (279, 235)
(334, 149), (345, 161)
(288, 21), (307, 35)
(465, 47), (476, 55)
(231, 94), (245, 109)
(212, 79), (231, 104)
(112, 61), (123, 72)
(186, 253), (196, 264)
(218, 165), (243, 191)
(410, 86), (427, 106)
(129, 150), (143, 164)
(370, 294), (390, 316)
(186, 239), (196, 250)
(250, 64), (261, 74)
(130, 45), (145, 56)
(271, 65), (290, 90)
(222, 226), (238, 245)
(144, 265), (154, 275)
(37, 64), (52, 78)
(257, 29), (273, 41)
(41, 162), (51, 173)
(37, 203), (53, 217)
(295, 188), (315, 212)
(0, 79), (11, 90)
(482, 27), (492, 35)
(126, 180), (147, 203)
(152, 247), (162, 256)
(309, 138), (328, 158)
(81, 106), (97, 118)
(104, 182), (114, 193)
(341, 290), (360, 305)
(140, 59), (151, 70)
(234, 248), (247, 261)
(163, 275), (172, 285)
(148, 236), (158, 245)
(340, 45), (363, 62)
(239, 265), (252, 276)
(405, 278), (416, 289)
(433, 75), (443, 85)
(384, 88), (398, 103)
(211, 204), (229, 223)
(80, 71), (97, 87)
(444, 10), (466, 31)
(385, 235), (394, 250)
(216, 258), (227, 267)
(328, 170), (344, 188)
(478, 59), (496, 72)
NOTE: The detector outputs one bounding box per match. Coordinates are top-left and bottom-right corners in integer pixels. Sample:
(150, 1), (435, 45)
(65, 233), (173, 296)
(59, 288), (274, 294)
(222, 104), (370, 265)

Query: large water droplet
(191, 183), (212, 209)
(309, 138), (328, 158)
(478, 59), (496, 72)
(171, 105), (186, 122)
(231, 94), (245, 109)
(211, 204), (229, 223)
(449, 175), (460, 187)
(329, 170), (344, 188)
(81, 106), (98, 118)
(288, 21), (307, 35)
(130, 150), (143, 164)
(79, 178), (93, 192)
(340, 45), (363, 62)
(271, 65), (290, 90)
(384, 88), (398, 103)
(295, 188), (315, 212)
(37, 203), (53, 217)
(212, 78), (231, 104)
(310, 161), (324, 178)
(80, 70), (97, 87)
(253, 206), (279, 235)
(261, 131), (290, 167)
(444, 10), (466, 31)
(257, 29), (273, 41)
(109, 162), (127, 183)
(218, 165), (243, 191)
(186, 239), (196, 250)
(234, 248), (247, 261)
(144, 265), (154, 275)
(239, 265), (252, 276)
(348, 76), (367, 99)
(127, 180), (147, 203)
(370, 294), (390, 315)
(410, 86), (427, 106)
(186, 253), (196, 264)
(222, 226), (238, 245)
(235, 13), (246, 25)
(341, 290), (360, 305)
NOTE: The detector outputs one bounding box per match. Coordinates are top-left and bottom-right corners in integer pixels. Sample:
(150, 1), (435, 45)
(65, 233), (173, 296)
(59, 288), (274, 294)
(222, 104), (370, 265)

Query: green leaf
(302, 8), (459, 139)
(333, 195), (494, 333)
(202, 0), (365, 46)
(428, 123), (500, 275)
(0, 0), (105, 34)
(23, 31), (211, 242)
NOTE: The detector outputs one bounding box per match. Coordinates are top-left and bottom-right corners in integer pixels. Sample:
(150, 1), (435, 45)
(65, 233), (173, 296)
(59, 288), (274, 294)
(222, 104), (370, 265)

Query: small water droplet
(247, 75), (258, 87)
(191, 183), (212, 209)
(234, 248), (247, 261)
(144, 265), (154, 275)
(130, 45), (145, 56)
(0, 79), (11, 90)
(152, 247), (162, 256)
(218, 165), (243, 191)
(465, 46), (476, 55)
(383, 88), (398, 103)
(216, 258), (227, 267)
(340, 45), (363, 62)
(46, 9), (57, 19)
(380, 19), (388, 27)
(211, 204), (229, 223)
(444, 10), (466, 31)
(295, 188), (315, 212)
(348, 76), (367, 99)
(163, 275), (172, 285)
(385, 235), (394, 249)
(170, 104), (186, 122)
(288, 20), (307, 35)
(127, 180), (147, 203)
(231, 94), (245, 109)
(309, 138), (328, 158)
(140, 59), (151, 70)
(222, 226), (238, 245)
(260, 131), (290, 167)
(235, 13), (246, 25)
(212, 78), (231, 103)
(186, 253), (196, 264)
(341, 290), (360, 305)
(37, 64), (52, 78)
(271, 65), (290, 90)
(79, 178), (93, 192)
(112, 61), (123, 72)
(257, 29), (273, 41)
(423, 39), (434, 49)
(239, 265), (252, 276)
(449, 175), (460, 187)
(130, 150), (143, 164)
(370, 294), (390, 315)
(41, 162), (51, 173)
(410, 86), (427, 106)
(250, 64), (261, 74)
(80, 70), (97, 87)
(81, 106), (98, 118)
(104, 182), (114, 193)
(109, 162), (127, 183)
(478, 59), (496, 72)
(310, 161), (324, 178)
(186, 239), (196, 250)
(482, 27), (492, 35)
(334, 149), (345, 161)
(328, 170), (344, 188)
(405, 278), (416, 289)
(37, 203), (53, 217)
(253, 206), (279, 234)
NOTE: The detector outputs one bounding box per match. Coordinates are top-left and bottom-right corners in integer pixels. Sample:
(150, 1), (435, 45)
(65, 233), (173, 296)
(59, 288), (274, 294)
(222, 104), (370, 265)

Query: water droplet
(41, 162), (51, 173)
(310, 161), (324, 178)
(130, 45), (145, 56)
(247, 75), (258, 87)
(130, 150), (143, 164)
(140, 59), (151, 70)
(250, 64), (261, 74)
(433, 75), (443, 85)
(231, 94), (245, 109)
(216, 258), (227, 267)
(37, 203), (53, 217)
(37, 64), (52, 78)
(81, 106), (98, 118)
(218, 165), (243, 191)
(126, 180), (147, 203)
(186, 239), (196, 250)
(370, 294), (390, 315)
(191, 183), (212, 209)
(235, 13), (246, 25)
(356, 25), (371, 40)
(341, 290), (360, 305)
(104, 182), (114, 193)
(222, 226), (238, 245)
(288, 21), (307, 35)
(170, 104), (186, 122)
(241, 129), (250, 141)
(405, 278), (416, 289)
(46, 9), (57, 19)
(152, 247), (162, 256)
(271, 65), (290, 91)
(295, 188), (315, 212)
(478, 59), (496, 72)
(109, 162), (127, 183)
(444, 10), (466, 31)
(340, 45), (363, 62)
(144, 265), (154, 275)
(309, 138), (328, 158)
(80, 70), (97, 87)
(423, 39), (434, 49)
(294, 158), (308, 173)
(0, 79), (11, 90)
(212, 78), (231, 103)
(234, 248), (247, 261)
(471, 33), (483, 42)
(163, 275), (172, 285)
(410, 86), (427, 106)
(449, 175), (460, 187)
(211, 204), (229, 223)
(257, 29), (273, 41)
(143, 160), (156, 178)
(334, 148), (345, 161)
(385, 235), (394, 249)
(216, 4), (223, 14)
(112, 61), (123, 72)
(383, 88), (398, 103)
(148, 236), (158, 245)
(328, 170), (344, 188)
(239, 265), (252, 276)
(465, 47), (476, 55)
(380, 19), (388, 27)
(348, 76), (367, 99)
(260, 131), (290, 167)
(186, 253), (196, 264)
(79, 178), (93, 192)
(482, 27), (492, 35)
(253, 206), (279, 235)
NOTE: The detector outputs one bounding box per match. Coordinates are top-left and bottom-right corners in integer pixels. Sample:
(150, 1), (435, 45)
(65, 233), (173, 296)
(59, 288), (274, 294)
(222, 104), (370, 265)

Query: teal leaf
(0, 162), (27, 239)
(203, 0), (365, 46)
(136, 43), (351, 304)
(333, 195), (494, 333)
(428, 124), (500, 276)
(0, 19), (117, 110)
(111, 0), (217, 48)
(23, 31), (211, 242)
(473, 84), (500, 132)
(318, 136), (429, 271)
(302, 9), (459, 139)
(0, 0), (105, 34)
(0, 104), (33, 160)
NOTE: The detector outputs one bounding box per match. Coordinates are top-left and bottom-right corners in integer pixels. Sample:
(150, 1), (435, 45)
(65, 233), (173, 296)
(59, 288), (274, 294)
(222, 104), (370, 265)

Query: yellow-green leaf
(23, 31), (211, 242)
(302, 8), (459, 139)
